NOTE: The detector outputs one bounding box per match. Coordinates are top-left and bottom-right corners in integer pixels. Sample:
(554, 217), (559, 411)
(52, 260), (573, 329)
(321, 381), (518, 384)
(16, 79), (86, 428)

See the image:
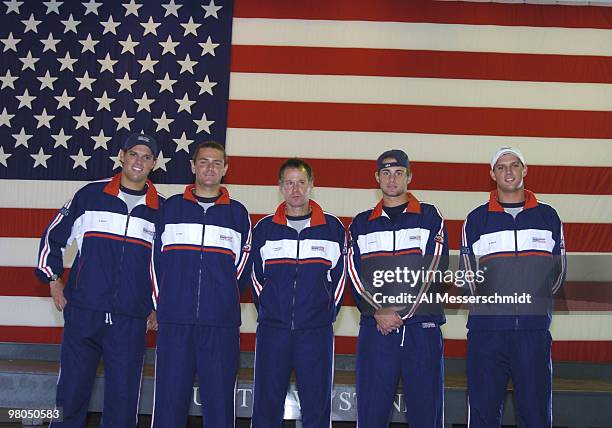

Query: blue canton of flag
(0, 0), (233, 184)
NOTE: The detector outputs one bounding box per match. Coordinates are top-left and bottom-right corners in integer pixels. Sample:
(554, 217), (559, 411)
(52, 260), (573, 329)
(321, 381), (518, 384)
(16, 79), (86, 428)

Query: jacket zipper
(512, 211), (519, 329)
(196, 211), (206, 320)
(113, 211), (131, 304)
(291, 229), (300, 330)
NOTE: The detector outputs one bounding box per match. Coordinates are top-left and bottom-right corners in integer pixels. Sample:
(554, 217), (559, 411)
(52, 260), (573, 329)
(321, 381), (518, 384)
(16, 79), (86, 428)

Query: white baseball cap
(490, 146), (526, 169)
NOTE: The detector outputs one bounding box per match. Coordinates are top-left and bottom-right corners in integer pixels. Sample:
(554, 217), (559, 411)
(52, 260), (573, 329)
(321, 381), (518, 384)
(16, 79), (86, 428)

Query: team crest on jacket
(59, 207), (70, 216)
(434, 233), (444, 244)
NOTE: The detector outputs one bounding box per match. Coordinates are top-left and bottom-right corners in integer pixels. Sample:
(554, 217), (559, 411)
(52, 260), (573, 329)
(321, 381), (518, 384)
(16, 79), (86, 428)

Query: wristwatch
(49, 274), (59, 282)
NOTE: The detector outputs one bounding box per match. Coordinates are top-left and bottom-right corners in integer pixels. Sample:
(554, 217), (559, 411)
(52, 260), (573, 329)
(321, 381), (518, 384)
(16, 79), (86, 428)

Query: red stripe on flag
(234, 0), (612, 29)
(3, 267), (610, 311)
(232, 46), (612, 84)
(225, 157), (612, 195)
(1, 210), (610, 252)
(0, 208), (56, 238)
(228, 101), (612, 139)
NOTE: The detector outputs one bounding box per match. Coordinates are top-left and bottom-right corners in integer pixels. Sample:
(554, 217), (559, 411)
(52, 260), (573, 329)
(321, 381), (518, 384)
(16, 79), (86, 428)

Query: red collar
(488, 189), (538, 212)
(272, 199), (326, 227)
(103, 173), (159, 209)
(183, 185), (231, 205)
(368, 192), (421, 221)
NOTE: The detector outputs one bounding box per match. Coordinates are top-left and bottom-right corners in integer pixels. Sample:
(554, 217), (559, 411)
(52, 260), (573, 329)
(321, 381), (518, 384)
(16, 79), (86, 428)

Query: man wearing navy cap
(348, 149), (449, 427)
(460, 147), (566, 427)
(35, 133), (162, 427)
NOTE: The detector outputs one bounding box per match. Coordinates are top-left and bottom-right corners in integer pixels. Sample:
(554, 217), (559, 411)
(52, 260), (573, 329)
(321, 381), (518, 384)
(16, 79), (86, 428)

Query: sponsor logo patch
(422, 322), (436, 329)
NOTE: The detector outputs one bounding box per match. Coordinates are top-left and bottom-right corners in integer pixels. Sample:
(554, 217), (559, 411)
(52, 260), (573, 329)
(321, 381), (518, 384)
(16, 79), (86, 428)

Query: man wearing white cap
(460, 147), (567, 427)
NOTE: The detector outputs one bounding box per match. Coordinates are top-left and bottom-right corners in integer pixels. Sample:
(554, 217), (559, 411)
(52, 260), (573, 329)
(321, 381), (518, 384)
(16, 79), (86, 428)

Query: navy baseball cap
(122, 133), (160, 158)
(376, 149), (409, 171)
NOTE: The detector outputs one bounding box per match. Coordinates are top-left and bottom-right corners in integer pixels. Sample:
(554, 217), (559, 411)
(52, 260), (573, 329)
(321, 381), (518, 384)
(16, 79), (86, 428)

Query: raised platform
(1, 345), (611, 427)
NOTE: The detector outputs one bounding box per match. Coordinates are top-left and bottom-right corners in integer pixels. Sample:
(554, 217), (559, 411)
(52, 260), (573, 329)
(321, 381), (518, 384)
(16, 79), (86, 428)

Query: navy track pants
(467, 329), (552, 428)
(151, 323), (239, 428)
(51, 305), (147, 428)
(356, 321), (444, 428)
(251, 324), (334, 428)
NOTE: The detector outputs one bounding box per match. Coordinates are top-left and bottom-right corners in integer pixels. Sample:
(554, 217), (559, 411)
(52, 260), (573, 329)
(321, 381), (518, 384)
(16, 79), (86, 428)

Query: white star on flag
(122, 0), (142, 17)
(0, 70), (18, 89)
(119, 34), (139, 55)
(180, 17), (201, 37)
(0, 108), (15, 127)
(199, 36), (219, 56)
(19, 51), (40, 71)
(194, 112), (214, 134)
(1, 32), (20, 52)
(57, 52), (78, 71)
(178, 54), (197, 74)
(197, 75), (217, 95)
(40, 33), (60, 52)
(134, 92), (155, 112)
(138, 53), (158, 73)
(42, 0), (62, 14)
(31, 147), (52, 168)
(94, 91), (115, 111)
(55, 89), (75, 110)
(97, 53), (117, 73)
(82, 0), (102, 16)
(162, 0), (181, 18)
(153, 112), (174, 132)
(61, 14), (81, 33)
(141, 17), (160, 36)
(156, 72), (177, 93)
(34, 108), (54, 129)
(0, 146), (12, 167)
(173, 132), (193, 153)
(92, 130), (111, 150)
(159, 35), (179, 56)
(51, 129), (71, 149)
(114, 111), (134, 131)
(100, 15), (120, 35)
(153, 150), (170, 171)
(13, 127), (32, 147)
(37, 70), (58, 91)
(73, 109), (93, 130)
(4, 0), (23, 14)
(70, 148), (91, 169)
(175, 93), (196, 113)
(76, 71), (96, 91)
(21, 14), (42, 34)
(16, 89), (36, 109)
(202, 0), (222, 19)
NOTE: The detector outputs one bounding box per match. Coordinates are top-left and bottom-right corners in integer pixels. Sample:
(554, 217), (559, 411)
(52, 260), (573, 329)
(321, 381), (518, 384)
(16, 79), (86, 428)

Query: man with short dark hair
(348, 149), (448, 427)
(35, 133), (162, 427)
(250, 158), (347, 427)
(460, 147), (566, 427)
(151, 141), (251, 427)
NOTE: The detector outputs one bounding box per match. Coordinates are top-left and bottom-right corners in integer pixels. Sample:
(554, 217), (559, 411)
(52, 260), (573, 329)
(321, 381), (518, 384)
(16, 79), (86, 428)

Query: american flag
(0, 0), (611, 363)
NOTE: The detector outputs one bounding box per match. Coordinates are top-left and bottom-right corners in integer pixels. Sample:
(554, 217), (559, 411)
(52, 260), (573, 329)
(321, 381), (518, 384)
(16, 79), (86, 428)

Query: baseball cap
(376, 149), (409, 171)
(122, 133), (160, 158)
(490, 146), (526, 169)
